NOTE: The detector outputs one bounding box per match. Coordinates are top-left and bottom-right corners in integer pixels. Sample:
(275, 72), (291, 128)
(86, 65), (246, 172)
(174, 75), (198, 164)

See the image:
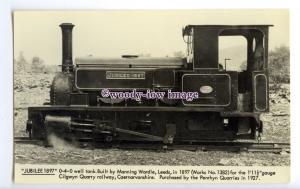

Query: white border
(1, 1), (299, 189)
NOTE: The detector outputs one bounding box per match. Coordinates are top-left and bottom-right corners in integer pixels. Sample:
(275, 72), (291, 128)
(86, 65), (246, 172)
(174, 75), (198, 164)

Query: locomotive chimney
(60, 23), (74, 73)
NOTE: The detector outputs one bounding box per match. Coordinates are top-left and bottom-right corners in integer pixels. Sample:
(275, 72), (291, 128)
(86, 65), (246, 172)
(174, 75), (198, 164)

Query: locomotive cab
(181, 25), (271, 137)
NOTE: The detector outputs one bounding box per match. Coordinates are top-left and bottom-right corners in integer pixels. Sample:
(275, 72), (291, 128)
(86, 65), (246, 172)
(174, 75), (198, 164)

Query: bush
(268, 46), (290, 83)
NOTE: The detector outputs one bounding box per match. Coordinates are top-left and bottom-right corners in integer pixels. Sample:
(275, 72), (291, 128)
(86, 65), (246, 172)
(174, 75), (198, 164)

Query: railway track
(14, 136), (290, 153)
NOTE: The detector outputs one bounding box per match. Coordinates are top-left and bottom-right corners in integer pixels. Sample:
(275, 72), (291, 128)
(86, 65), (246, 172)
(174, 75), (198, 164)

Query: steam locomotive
(26, 23), (271, 144)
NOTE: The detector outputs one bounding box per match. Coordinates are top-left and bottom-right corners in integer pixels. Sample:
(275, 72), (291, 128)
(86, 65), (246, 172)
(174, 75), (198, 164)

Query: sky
(13, 10), (289, 65)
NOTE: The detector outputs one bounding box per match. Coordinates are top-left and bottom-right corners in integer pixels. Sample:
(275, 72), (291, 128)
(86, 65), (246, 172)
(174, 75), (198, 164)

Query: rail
(14, 136), (290, 153)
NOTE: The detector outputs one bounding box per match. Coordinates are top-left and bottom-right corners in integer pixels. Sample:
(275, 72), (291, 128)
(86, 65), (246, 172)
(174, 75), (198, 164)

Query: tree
(268, 46), (290, 83)
(31, 56), (45, 73)
(14, 51), (27, 73)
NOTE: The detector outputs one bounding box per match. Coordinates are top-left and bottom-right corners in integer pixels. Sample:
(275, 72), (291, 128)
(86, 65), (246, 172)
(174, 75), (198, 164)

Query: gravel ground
(13, 72), (290, 166)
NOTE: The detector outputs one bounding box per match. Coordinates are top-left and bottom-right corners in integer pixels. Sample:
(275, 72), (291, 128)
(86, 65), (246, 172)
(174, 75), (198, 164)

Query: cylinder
(60, 23), (74, 73)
